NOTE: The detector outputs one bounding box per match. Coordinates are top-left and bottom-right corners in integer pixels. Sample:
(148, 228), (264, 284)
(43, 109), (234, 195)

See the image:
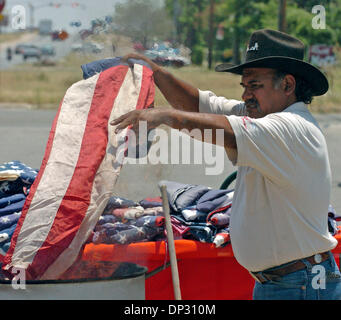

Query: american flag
(3, 62), (155, 280)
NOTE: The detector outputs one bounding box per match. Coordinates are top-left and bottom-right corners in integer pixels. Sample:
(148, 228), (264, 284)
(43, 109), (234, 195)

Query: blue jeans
(253, 252), (341, 300)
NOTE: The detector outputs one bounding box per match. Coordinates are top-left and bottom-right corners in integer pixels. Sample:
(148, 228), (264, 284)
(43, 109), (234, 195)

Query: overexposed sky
(1, 0), (137, 33)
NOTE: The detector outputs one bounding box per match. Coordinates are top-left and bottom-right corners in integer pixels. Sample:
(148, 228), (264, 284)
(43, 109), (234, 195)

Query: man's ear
(282, 74), (296, 96)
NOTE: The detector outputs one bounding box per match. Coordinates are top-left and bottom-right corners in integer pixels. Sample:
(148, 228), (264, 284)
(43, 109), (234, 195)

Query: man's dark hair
(273, 70), (314, 105)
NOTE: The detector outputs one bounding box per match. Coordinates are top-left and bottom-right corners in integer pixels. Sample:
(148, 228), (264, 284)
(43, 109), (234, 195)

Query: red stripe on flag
(26, 66), (129, 279)
(3, 97), (65, 270)
(135, 66), (154, 110)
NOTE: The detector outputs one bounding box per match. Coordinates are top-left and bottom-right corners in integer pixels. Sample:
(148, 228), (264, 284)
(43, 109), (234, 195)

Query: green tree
(113, 0), (174, 48)
(216, 0), (272, 64)
(165, 0), (209, 65)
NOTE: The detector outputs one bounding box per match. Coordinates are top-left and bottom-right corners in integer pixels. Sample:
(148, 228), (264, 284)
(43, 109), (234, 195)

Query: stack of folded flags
(91, 196), (166, 245)
(0, 161), (38, 256)
(1, 163), (339, 252)
(160, 180), (233, 247)
(90, 180), (235, 248)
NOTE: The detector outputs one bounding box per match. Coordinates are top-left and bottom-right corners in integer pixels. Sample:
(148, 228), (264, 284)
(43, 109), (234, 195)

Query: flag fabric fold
(3, 61), (155, 280)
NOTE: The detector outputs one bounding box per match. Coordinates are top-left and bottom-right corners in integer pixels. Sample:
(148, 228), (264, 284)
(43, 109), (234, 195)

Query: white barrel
(0, 262), (147, 300)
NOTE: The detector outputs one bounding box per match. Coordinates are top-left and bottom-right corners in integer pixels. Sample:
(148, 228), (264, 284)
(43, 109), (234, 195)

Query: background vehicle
(82, 42), (103, 54)
(15, 44), (38, 55)
(40, 44), (56, 56)
(21, 47), (42, 60)
(71, 42), (103, 54)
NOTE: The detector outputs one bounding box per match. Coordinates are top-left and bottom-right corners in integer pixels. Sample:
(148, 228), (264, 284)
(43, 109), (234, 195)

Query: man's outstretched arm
(110, 108), (237, 149)
(122, 53), (200, 113)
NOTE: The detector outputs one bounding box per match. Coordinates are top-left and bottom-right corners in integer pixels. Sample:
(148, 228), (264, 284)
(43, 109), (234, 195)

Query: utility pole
(28, 3), (34, 29)
(173, 0), (180, 44)
(278, 0), (286, 32)
(208, 0), (215, 69)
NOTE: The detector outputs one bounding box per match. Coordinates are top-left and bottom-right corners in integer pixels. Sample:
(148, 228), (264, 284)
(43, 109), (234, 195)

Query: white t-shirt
(199, 89), (338, 272)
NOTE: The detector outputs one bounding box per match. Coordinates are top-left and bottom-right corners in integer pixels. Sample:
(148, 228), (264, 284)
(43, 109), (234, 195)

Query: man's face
(240, 68), (286, 118)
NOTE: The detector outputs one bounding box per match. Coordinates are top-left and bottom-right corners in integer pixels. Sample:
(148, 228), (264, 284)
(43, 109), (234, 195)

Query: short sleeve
(227, 114), (297, 185)
(198, 90), (245, 116)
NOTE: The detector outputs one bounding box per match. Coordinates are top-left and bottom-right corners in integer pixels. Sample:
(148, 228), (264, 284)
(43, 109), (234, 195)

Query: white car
(71, 42), (103, 54)
(71, 43), (83, 52)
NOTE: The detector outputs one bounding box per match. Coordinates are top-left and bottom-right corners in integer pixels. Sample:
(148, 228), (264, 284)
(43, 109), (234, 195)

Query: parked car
(40, 44), (56, 56)
(79, 29), (93, 40)
(21, 47), (42, 60)
(15, 44), (39, 55)
(82, 42), (103, 54)
(71, 42), (103, 54)
(71, 43), (83, 52)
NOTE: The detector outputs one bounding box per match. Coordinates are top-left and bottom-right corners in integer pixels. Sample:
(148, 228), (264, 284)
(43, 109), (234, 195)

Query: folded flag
(181, 207), (207, 222)
(0, 194), (26, 209)
(0, 200), (25, 217)
(3, 60), (155, 280)
(208, 212), (230, 227)
(185, 225), (217, 243)
(93, 223), (163, 245)
(96, 215), (118, 226)
(139, 197), (163, 209)
(0, 224), (17, 244)
(170, 216), (191, 240)
(0, 211), (21, 231)
(0, 161), (38, 197)
(81, 57), (151, 80)
(103, 196), (138, 215)
(213, 228), (230, 248)
(134, 215), (165, 228)
(0, 161), (37, 184)
(0, 242), (11, 255)
(160, 180), (211, 213)
(196, 189), (233, 213)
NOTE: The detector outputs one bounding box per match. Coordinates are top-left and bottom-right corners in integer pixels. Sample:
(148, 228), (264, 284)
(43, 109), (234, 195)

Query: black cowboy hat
(215, 29), (329, 96)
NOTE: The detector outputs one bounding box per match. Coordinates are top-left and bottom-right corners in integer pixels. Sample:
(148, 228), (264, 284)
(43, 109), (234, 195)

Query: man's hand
(121, 52), (199, 113)
(121, 53), (160, 72)
(110, 108), (168, 134)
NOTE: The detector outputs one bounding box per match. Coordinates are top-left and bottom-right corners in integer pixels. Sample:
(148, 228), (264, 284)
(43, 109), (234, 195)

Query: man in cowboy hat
(111, 29), (341, 300)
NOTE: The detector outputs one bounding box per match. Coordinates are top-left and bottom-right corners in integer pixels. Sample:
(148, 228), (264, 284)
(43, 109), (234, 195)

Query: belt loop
(301, 258), (312, 272)
(326, 251), (333, 267)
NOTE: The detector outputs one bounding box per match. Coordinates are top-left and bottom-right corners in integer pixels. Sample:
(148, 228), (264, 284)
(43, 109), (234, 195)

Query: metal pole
(159, 184), (182, 300)
(173, 0), (179, 43)
(28, 3), (34, 29)
(208, 0), (215, 69)
(278, 0), (286, 32)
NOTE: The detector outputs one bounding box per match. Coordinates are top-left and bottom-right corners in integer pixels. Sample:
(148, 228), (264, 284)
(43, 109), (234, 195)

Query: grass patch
(0, 32), (26, 44)
(0, 53), (96, 108)
(0, 49), (340, 113)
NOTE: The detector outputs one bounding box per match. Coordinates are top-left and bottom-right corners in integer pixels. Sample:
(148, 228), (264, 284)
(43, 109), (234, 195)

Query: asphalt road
(0, 107), (340, 214)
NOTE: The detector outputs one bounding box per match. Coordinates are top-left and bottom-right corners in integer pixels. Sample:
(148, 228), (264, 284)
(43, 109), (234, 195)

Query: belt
(250, 251), (330, 284)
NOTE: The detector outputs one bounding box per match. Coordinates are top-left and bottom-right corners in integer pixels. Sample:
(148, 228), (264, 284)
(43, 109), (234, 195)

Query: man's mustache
(245, 99), (259, 109)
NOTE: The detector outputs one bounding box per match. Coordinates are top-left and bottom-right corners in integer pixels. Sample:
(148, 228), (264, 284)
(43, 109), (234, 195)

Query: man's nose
(242, 87), (253, 101)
